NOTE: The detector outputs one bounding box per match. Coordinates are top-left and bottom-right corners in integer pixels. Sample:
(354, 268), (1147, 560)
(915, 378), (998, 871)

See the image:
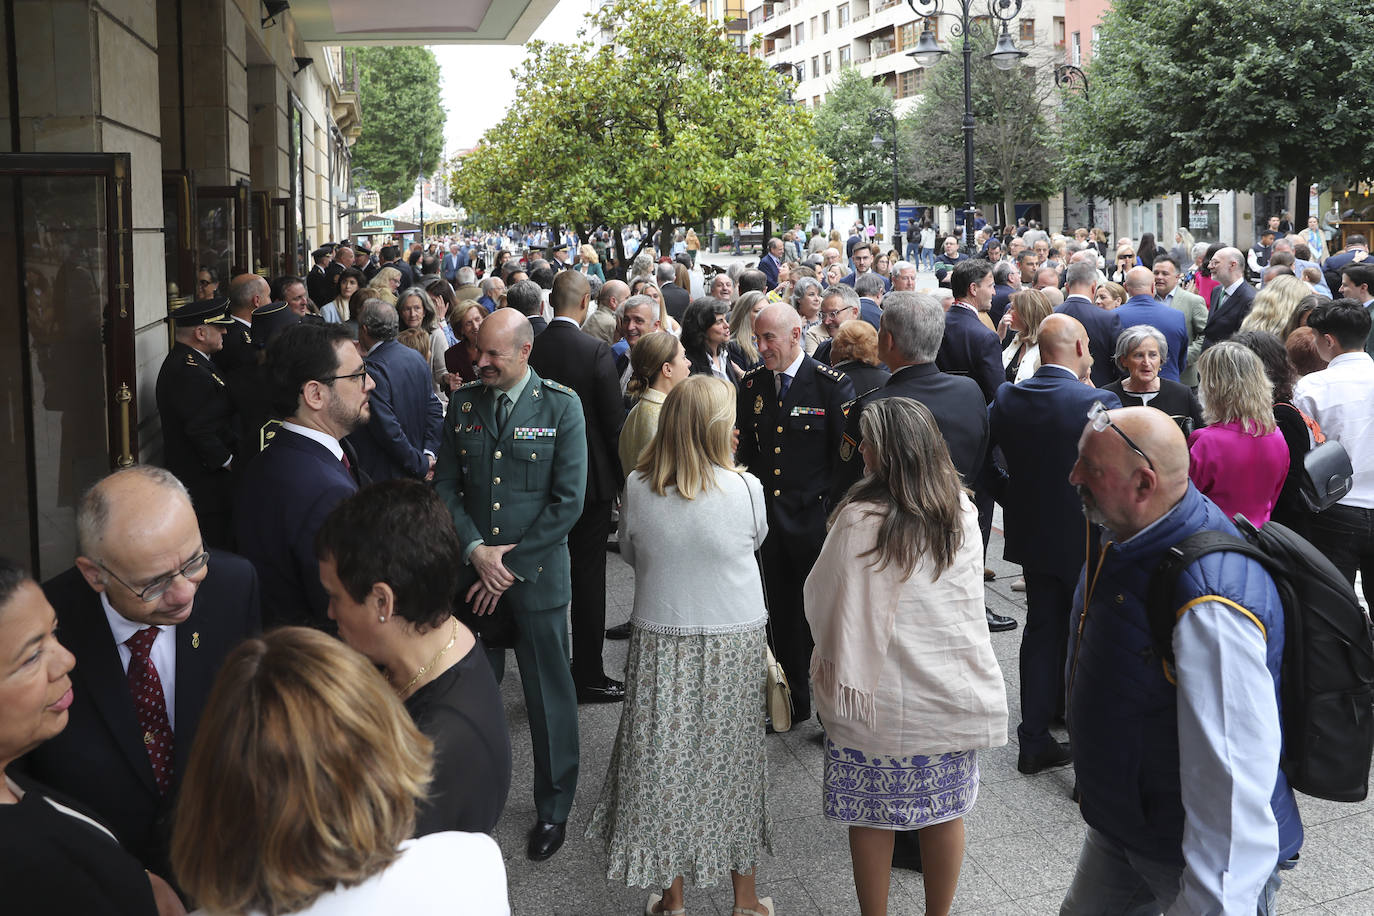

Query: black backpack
(1147, 516), (1374, 802)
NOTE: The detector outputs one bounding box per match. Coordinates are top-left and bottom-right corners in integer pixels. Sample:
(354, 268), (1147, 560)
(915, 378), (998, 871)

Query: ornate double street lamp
(906, 0), (1027, 252)
(1053, 63), (1094, 232)
(869, 108), (900, 251)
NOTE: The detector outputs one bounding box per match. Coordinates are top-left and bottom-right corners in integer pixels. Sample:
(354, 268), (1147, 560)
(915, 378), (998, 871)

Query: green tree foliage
(813, 67), (915, 208)
(902, 32), (1058, 220)
(351, 47), (446, 209)
(1059, 0), (1374, 202)
(450, 0), (833, 261)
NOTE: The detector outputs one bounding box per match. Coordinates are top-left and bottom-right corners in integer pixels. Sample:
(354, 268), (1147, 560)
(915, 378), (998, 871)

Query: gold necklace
(396, 619), (460, 697)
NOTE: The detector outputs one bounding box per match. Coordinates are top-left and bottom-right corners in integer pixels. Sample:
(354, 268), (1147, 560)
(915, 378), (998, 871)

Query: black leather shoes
(527, 820), (566, 861)
(576, 676), (625, 703)
(986, 608), (1018, 632)
(605, 621), (632, 640)
(1018, 740), (1073, 775)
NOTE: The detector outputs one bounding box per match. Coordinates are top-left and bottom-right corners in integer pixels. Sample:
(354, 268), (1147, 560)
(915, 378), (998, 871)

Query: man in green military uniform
(155, 296), (238, 548)
(434, 307), (587, 862)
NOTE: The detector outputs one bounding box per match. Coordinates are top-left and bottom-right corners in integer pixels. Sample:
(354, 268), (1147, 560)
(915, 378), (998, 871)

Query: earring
(378, 615), (386, 623)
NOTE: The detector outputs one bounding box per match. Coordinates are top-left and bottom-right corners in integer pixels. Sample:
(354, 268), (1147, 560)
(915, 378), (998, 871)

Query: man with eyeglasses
(234, 322), (373, 630)
(812, 284), (861, 365)
(22, 465), (260, 878)
(1062, 406), (1301, 914)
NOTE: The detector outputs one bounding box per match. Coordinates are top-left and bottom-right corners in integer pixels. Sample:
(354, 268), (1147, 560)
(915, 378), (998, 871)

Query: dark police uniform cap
(250, 301), (301, 347)
(312, 246), (332, 260)
(168, 297), (234, 327)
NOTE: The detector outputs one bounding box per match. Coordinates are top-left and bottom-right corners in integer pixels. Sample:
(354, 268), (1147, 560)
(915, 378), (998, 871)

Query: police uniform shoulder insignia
(542, 379), (575, 396)
(741, 366), (767, 389)
(184, 354), (198, 366)
(816, 364), (845, 382)
(840, 433), (858, 462)
(455, 379), (483, 390)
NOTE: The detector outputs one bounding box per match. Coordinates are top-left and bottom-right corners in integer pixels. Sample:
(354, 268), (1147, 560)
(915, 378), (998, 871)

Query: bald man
(988, 315), (1118, 775)
(1061, 407), (1301, 913)
(1112, 266), (1188, 382)
(215, 273), (271, 375)
(1200, 246), (1256, 349)
(737, 303), (854, 723)
(22, 466), (260, 877)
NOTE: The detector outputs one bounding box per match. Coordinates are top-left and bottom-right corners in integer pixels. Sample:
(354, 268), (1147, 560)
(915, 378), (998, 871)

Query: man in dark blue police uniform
(736, 303), (854, 723)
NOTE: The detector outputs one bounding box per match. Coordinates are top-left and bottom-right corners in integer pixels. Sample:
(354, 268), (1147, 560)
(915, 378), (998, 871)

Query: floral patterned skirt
(823, 740), (978, 830)
(586, 625), (773, 889)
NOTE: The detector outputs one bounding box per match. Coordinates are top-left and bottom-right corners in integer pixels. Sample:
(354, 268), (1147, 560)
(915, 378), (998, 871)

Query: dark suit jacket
(1056, 295), (1123, 388)
(233, 427), (358, 628)
(661, 282), (691, 323)
(988, 367), (1121, 581)
(814, 338), (834, 365)
(1201, 281), (1256, 350)
(991, 283), (1015, 325)
(831, 360), (890, 398)
(20, 554), (260, 875)
(345, 339), (444, 482)
(528, 318), (625, 504)
(736, 358), (854, 551)
(307, 265), (331, 309)
(840, 270), (892, 292)
(759, 253), (781, 290)
(936, 303), (1004, 403)
(831, 362), (988, 504)
(1324, 248), (1370, 294)
(528, 315), (548, 337)
(858, 297), (883, 330)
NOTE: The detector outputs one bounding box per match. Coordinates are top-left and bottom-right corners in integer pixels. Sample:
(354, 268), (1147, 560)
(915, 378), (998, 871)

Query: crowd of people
(4, 211), (1372, 916)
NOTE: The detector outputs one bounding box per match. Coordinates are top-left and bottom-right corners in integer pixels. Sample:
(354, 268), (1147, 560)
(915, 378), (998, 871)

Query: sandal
(646, 892), (685, 916)
(733, 897), (774, 916)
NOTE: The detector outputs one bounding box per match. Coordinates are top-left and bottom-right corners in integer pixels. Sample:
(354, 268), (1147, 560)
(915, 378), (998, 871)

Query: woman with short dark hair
(681, 297), (735, 382)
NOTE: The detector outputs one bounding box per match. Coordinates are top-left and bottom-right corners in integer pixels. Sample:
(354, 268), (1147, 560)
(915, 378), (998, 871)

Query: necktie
(125, 627), (173, 794)
(497, 393), (511, 429)
(777, 372), (791, 401)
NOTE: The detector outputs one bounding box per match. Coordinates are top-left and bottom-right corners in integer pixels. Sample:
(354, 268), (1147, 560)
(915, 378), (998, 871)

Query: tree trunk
(1294, 174), (1311, 231)
(1181, 190), (1191, 237)
(1002, 188), (1016, 234)
(762, 216), (773, 255)
(612, 224), (628, 281)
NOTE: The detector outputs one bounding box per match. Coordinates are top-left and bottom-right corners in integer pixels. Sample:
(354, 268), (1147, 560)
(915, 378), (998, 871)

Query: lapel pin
(191, 631), (200, 649)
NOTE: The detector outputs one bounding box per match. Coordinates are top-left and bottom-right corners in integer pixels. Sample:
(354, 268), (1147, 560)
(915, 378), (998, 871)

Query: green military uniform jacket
(434, 369), (588, 611)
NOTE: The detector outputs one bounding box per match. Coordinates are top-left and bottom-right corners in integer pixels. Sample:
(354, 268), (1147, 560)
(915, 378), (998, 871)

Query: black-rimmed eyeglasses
(98, 551), (209, 602)
(1087, 401), (1155, 472)
(317, 368), (369, 385)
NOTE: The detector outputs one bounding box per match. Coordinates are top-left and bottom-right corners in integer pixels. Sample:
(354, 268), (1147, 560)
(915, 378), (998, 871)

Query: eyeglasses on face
(821, 307), (855, 320)
(317, 368), (369, 385)
(98, 551), (209, 602)
(1087, 401), (1155, 472)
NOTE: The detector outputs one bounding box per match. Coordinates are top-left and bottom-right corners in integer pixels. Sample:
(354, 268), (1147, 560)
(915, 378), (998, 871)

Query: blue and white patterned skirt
(822, 740), (979, 830)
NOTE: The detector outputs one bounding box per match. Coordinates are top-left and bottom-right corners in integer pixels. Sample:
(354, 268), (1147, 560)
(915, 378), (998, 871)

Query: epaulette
(455, 379), (483, 390)
(815, 363), (846, 383)
(741, 364), (769, 380)
(541, 379), (576, 397)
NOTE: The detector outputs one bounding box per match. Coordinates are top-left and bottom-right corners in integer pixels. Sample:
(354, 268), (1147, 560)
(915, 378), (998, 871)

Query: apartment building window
(838, 3), (850, 27)
(1091, 24), (1101, 55)
(822, 10), (830, 32)
(813, 95), (822, 107)
(812, 55), (820, 78)
(897, 22), (917, 49)
(1071, 31), (1081, 65)
(824, 50), (832, 72)
(795, 22), (804, 43)
(811, 15), (818, 36)
(839, 45), (851, 66)
(897, 69), (925, 98)
(1053, 16), (1066, 47)
(1019, 18), (1034, 42)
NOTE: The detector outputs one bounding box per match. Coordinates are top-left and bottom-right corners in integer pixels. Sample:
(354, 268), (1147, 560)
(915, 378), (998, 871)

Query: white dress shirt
(776, 350), (804, 396)
(280, 420), (343, 461)
(1293, 351), (1374, 508)
(100, 593), (176, 730)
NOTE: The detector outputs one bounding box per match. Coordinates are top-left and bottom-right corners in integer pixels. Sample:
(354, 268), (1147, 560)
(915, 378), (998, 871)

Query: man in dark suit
(234, 323), (371, 629)
(435, 308), (587, 862)
(506, 278), (547, 336)
(759, 237), (784, 289)
(937, 258), (1003, 402)
(528, 271), (626, 703)
(156, 297), (239, 549)
(345, 299), (443, 482)
(991, 259), (1020, 326)
(737, 304), (854, 723)
(307, 247), (332, 308)
(1200, 246), (1256, 350)
(989, 315), (1120, 776)
(854, 272), (886, 330)
(1056, 258), (1122, 388)
(840, 243), (892, 292)
(656, 261), (691, 323)
(20, 466), (260, 877)
(1323, 233), (1370, 294)
(215, 273), (269, 375)
(324, 244), (354, 295)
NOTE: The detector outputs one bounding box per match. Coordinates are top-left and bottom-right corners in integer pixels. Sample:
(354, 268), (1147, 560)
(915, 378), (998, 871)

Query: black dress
(1102, 379), (1205, 436)
(2, 774), (157, 915)
(404, 641), (513, 836)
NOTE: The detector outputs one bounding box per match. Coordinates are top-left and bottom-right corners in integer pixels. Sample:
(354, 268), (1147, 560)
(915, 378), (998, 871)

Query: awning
(381, 194), (461, 223)
(350, 215), (421, 236)
(289, 0), (559, 45)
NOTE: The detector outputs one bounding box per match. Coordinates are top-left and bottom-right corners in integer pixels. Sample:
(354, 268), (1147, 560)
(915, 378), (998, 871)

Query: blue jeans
(921, 246), (934, 270)
(1060, 827), (1283, 915)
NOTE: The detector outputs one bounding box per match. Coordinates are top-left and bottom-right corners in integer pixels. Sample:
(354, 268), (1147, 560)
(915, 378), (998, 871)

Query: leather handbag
(740, 472), (793, 731)
(1299, 439), (1354, 513)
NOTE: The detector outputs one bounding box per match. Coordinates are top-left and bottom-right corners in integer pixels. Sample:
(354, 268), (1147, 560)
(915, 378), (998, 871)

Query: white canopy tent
(380, 193), (461, 223)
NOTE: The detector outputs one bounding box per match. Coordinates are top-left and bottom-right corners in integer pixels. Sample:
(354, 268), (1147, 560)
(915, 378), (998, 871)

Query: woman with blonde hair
(589, 375), (774, 916)
(727, 290), (768, 377)
(806, 397), (1006, 916)
(685, 228), (701, 265)
(618, 331), (692, 474)
(1240, 274), (1308, 337)
(370, 265), (403, 296)
(998, 288), (1054, 383)
(577, 244), (606, 282)
(171, 627), (508, 915)
(1094, 280), (1126, 310)
(1187, 342), (1289, 526)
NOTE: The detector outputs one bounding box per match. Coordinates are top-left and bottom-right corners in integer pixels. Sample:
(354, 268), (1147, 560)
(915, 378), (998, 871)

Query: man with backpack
(1062, 405), (1303, 914)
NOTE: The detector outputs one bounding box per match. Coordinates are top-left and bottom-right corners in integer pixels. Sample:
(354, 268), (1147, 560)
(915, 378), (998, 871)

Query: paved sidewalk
(491, 517), (1374, 914)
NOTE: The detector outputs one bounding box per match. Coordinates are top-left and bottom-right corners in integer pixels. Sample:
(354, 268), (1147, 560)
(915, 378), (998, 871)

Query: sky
(434, 0), (592, 154)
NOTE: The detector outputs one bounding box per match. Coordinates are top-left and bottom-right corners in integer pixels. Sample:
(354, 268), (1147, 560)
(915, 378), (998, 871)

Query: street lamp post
(906, 0), (1026, 253)
(1054, 64), (1093, 232)
(869, 108), (900, 255)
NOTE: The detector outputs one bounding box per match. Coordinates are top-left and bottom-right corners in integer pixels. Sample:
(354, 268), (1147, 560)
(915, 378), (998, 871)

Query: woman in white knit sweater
(806, 397), (1007, 916)
(588, 375), (775, 916)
